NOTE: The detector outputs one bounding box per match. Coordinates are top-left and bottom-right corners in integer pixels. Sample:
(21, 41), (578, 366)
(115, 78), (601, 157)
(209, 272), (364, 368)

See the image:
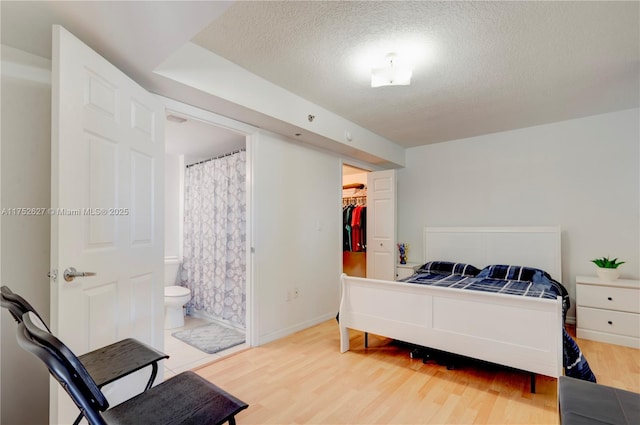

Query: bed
(338, 226), (594, 391)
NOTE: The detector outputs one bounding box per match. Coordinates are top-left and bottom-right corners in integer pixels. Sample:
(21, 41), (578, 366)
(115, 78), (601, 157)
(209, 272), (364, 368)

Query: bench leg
(145, 362), (159, 391)
(72, 413), (83, 425)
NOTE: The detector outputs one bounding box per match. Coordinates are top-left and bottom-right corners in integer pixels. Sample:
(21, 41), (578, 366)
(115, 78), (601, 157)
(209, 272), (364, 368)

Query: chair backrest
(15, 312), (110, 425)
(0, 285), (51, 332)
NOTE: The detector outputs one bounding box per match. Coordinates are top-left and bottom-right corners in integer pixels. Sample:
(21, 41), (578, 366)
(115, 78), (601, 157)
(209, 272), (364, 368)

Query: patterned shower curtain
(181, 150), (246, 328)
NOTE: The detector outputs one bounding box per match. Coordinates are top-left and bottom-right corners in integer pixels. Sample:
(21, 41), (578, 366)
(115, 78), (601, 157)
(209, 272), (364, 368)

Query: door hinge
(48, 269), (58, 281)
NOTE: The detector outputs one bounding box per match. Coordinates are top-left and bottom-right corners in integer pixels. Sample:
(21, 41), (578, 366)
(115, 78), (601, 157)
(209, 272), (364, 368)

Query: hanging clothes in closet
(343, 195), (366, 252)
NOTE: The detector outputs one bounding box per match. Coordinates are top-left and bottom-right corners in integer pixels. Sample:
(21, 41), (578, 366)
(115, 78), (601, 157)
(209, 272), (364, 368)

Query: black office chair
(15, 311), (249, 425)
(1, 285), (169, 424)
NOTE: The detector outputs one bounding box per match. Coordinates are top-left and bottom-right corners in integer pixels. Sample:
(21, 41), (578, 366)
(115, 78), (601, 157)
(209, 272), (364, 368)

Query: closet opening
(342, 164), (370, 278)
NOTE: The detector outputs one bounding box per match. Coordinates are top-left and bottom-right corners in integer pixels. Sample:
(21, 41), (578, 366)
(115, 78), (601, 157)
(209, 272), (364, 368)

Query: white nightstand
(576, 275), (640, 348)
(396, 262), (421, 280)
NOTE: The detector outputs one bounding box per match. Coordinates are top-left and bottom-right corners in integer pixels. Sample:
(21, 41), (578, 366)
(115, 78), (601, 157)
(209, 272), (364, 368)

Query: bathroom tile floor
(163, 315), (248, 380)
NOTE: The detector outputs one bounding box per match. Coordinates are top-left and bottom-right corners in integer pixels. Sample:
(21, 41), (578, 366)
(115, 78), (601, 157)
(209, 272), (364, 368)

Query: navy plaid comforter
(400, 270), (596, 382)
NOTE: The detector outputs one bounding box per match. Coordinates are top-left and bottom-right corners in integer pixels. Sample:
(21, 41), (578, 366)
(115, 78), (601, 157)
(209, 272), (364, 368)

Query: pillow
(477, 264), (551, 282)
(416, 261), (481, 277)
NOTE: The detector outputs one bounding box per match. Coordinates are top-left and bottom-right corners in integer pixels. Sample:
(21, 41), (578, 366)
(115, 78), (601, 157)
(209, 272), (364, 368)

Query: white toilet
(164, 258), (191, 329)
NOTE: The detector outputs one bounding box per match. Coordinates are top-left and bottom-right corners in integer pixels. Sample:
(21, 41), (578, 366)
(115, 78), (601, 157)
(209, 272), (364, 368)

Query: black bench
(559, 376), (639, 425)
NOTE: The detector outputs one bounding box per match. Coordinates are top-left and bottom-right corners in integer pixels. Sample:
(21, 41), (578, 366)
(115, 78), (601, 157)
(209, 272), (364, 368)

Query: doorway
(342, 164), (369, 278)
(164, 109), (250, 375)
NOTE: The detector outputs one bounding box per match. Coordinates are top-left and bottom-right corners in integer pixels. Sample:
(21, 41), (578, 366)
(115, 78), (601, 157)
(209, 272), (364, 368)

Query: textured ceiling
(1, 1), (638, 152)
(192, 1), (639, 147)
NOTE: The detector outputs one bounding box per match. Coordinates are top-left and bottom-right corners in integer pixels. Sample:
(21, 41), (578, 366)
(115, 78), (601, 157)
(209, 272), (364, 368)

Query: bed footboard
(338, 274), (563, 378)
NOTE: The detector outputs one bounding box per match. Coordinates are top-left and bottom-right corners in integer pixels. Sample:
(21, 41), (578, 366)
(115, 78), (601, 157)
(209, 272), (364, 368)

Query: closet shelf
(343, 183), (365, 190)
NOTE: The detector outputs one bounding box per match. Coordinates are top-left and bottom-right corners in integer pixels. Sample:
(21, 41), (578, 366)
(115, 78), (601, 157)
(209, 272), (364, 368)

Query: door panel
(51, 25), (164, 423)
(131, 151), (155, 243)
(84, 283), (119, 349)
(366, 170), (396, 281)
(88, 135), (118, 245)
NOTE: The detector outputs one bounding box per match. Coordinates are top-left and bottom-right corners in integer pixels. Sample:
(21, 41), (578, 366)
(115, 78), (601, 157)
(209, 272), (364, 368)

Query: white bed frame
(339, 226), (564, 381)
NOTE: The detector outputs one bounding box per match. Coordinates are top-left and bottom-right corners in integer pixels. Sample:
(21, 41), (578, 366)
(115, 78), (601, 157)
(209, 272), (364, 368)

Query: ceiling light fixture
(371, 53), (413, 88)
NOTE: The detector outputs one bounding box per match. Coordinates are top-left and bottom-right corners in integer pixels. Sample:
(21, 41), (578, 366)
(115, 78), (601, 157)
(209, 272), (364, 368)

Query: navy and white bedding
(400, 261), (597, 382)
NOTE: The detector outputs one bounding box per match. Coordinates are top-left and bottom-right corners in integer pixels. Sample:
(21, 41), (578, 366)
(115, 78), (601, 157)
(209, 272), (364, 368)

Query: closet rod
(343, 195), (367, 206)
(186, 148), (246, 168)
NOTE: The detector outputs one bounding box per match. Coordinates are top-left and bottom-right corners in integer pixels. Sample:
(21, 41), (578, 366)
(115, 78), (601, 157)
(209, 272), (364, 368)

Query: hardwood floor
(195, 320), (639, 424)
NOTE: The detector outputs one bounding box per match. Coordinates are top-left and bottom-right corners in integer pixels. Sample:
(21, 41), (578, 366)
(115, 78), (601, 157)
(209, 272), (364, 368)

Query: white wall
(252, 131), (342, 344)
(397, 108), (640, 320)
(164, 153), (184, 261)
(343, 172), (368, 188)
(0, 48), (51, 425)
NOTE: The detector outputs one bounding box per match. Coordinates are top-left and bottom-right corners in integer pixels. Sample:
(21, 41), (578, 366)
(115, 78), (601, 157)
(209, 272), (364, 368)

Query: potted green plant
(591, 256), (625, 281)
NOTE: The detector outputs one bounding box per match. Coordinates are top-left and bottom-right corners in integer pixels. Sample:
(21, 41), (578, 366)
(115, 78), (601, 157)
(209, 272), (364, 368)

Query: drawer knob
(607, 321), (613, 325)
(607, 297), (613, 301)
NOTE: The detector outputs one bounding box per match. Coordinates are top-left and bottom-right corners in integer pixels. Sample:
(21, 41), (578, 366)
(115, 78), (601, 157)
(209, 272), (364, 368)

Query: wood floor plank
(194, 320), (639, 424)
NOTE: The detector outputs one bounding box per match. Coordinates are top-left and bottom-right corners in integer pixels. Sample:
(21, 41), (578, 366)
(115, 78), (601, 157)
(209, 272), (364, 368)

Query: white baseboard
(577, 328), (639, 349)
(256, 312), (337, 346)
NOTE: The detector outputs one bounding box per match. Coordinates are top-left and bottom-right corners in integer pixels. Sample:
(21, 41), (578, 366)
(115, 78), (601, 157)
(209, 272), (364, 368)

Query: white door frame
(159, 96), (257, 346)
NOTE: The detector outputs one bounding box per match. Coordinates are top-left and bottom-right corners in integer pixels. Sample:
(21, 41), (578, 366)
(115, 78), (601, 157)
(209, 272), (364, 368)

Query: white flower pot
(596, 267), (620, 282)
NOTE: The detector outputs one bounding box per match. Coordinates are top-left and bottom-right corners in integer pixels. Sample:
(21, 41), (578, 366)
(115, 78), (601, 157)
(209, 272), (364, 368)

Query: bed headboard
(423, 226), (562, 281)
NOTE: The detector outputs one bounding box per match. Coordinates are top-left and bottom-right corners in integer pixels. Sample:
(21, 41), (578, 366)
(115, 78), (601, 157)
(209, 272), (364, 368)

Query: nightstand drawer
(396, 267), (414, 280)
(577, 306), (640, 338)
(577, 284), (640, 313)
(396, 262), (420, 281)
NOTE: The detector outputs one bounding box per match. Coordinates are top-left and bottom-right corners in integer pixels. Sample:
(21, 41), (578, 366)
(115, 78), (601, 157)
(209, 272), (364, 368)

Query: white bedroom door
(50, 25), (164, 424)
(366, 170), (397, 280)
